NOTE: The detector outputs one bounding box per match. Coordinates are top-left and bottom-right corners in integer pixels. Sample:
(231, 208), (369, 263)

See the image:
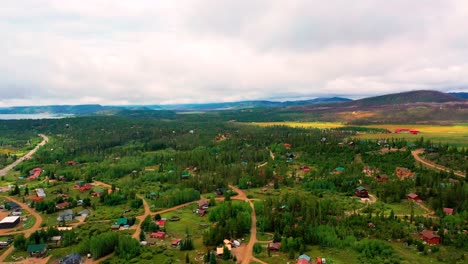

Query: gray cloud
(0, 0), (467, 106)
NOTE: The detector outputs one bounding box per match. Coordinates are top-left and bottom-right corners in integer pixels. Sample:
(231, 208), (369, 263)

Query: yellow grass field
(251, 121), (345, 129)
(0, 148), (22, 155)
(251, 122), (468, 146)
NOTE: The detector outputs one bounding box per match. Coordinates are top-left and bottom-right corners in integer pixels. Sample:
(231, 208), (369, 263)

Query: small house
(111, 224), (120, 230)
(57, 209), (74, 222)
(67, 161), (77, 166)
(267, 242), (281, 251)
(407, 193), (421, 202)
(4, 202), (20, 210)
(355, 186), (369, 198)
(443, 208), (454, 215)
(35, 188), (46, 198)
(198, 199), (209, 209)
(316, 258), (327, 264)
(181, 173), (190, 180)
(91, 189), (105, 197)
(301, 166), (310, 173)
(79, 184), (93, 192)
(396, 167), (415, 179)
(171, 238), (182, 247)
(29, 168), (42, 180)
(420, 230), (441, 245)
(60, 253), (82, 264)
(297, 254), (311, 263)
(331, 167), (345, 174)
(116, 218), (128, 226)
(198, 209), (206, 216)
(48, 236), (62, 246)
(0, 216), (20, 229)
(27, 244), (47, 257)
(56, 202), (71, 210)
(150, 231), (166, 239)
(284, 143), (291, 149)
(156, 220), (166, 228)
(376, 174), (388, 183)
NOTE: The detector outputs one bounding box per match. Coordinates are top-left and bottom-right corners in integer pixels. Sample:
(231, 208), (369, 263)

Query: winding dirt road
(412, 149), (465, 178)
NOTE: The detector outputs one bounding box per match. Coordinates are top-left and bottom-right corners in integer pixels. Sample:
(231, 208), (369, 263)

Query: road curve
(411, 149), (465, 178)
(132, 194), (150, 240)
(0, 134), (49, 176)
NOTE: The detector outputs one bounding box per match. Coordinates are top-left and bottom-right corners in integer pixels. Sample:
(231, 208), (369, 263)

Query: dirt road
(412, 149), (465, 178)
(229, 185), (258, 264)
(132, 194), (150, 240)
(0, 134), (48, 176)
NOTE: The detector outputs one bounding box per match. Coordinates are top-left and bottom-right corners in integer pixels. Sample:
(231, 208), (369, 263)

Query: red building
(376, 174), (388, 183)
(355, 186), (369, 198)
(407, 193), (421, 202)
(420, 230), (441, 245)
(150, 231), (166, 239)
(443, 208), (454, 215)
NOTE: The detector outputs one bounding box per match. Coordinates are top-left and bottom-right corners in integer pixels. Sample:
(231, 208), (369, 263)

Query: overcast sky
(1, 0), (468, 106)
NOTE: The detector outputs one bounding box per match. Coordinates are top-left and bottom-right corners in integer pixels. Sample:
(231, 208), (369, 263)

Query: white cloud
(0, 0), (467, 106)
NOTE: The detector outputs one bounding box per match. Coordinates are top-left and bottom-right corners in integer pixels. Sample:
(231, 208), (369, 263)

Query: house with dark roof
(27, 244), (47, 257)
(355, 186), (369, 198)
(267, 242), (281, 251)
(59, 253), (82, 264)
(0, 216), (20, 229)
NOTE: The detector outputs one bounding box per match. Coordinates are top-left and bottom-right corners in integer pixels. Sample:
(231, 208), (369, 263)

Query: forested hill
(344, 90), (464, 107)
(449, 92), (468, 99)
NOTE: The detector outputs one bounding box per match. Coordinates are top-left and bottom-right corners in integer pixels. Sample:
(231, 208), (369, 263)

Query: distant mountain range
(0, 97), (351, 114)
(0, 90), (465, 115)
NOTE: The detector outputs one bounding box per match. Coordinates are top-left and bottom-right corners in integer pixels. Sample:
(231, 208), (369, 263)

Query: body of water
(0, 114), (71, 120)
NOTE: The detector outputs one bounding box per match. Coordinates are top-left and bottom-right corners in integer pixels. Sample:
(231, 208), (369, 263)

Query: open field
(359, 123), (468, 147)
(250, 122), (468, 146)
(251, 121), (345, 129)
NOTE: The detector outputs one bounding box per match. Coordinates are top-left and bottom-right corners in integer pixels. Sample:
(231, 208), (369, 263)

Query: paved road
(0, 134), (49, 176)
(0, 134), (48, 263)
(412, 149), (465, 178)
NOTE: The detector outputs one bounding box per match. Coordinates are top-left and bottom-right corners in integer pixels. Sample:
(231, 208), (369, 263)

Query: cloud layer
(1, 0), (468, 106)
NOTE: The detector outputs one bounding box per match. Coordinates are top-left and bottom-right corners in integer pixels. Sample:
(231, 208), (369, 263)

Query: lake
(0, 114), (71, 120)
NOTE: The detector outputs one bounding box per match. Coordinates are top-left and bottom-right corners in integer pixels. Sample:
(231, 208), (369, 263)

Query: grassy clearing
(391, 242), (467, 264)
(251, 122), (345, 129)
(250, 122), (468, 147)
(5, 248), (29, 262)
(256, 245), (360, 264)
(359, 123), (468, 147)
